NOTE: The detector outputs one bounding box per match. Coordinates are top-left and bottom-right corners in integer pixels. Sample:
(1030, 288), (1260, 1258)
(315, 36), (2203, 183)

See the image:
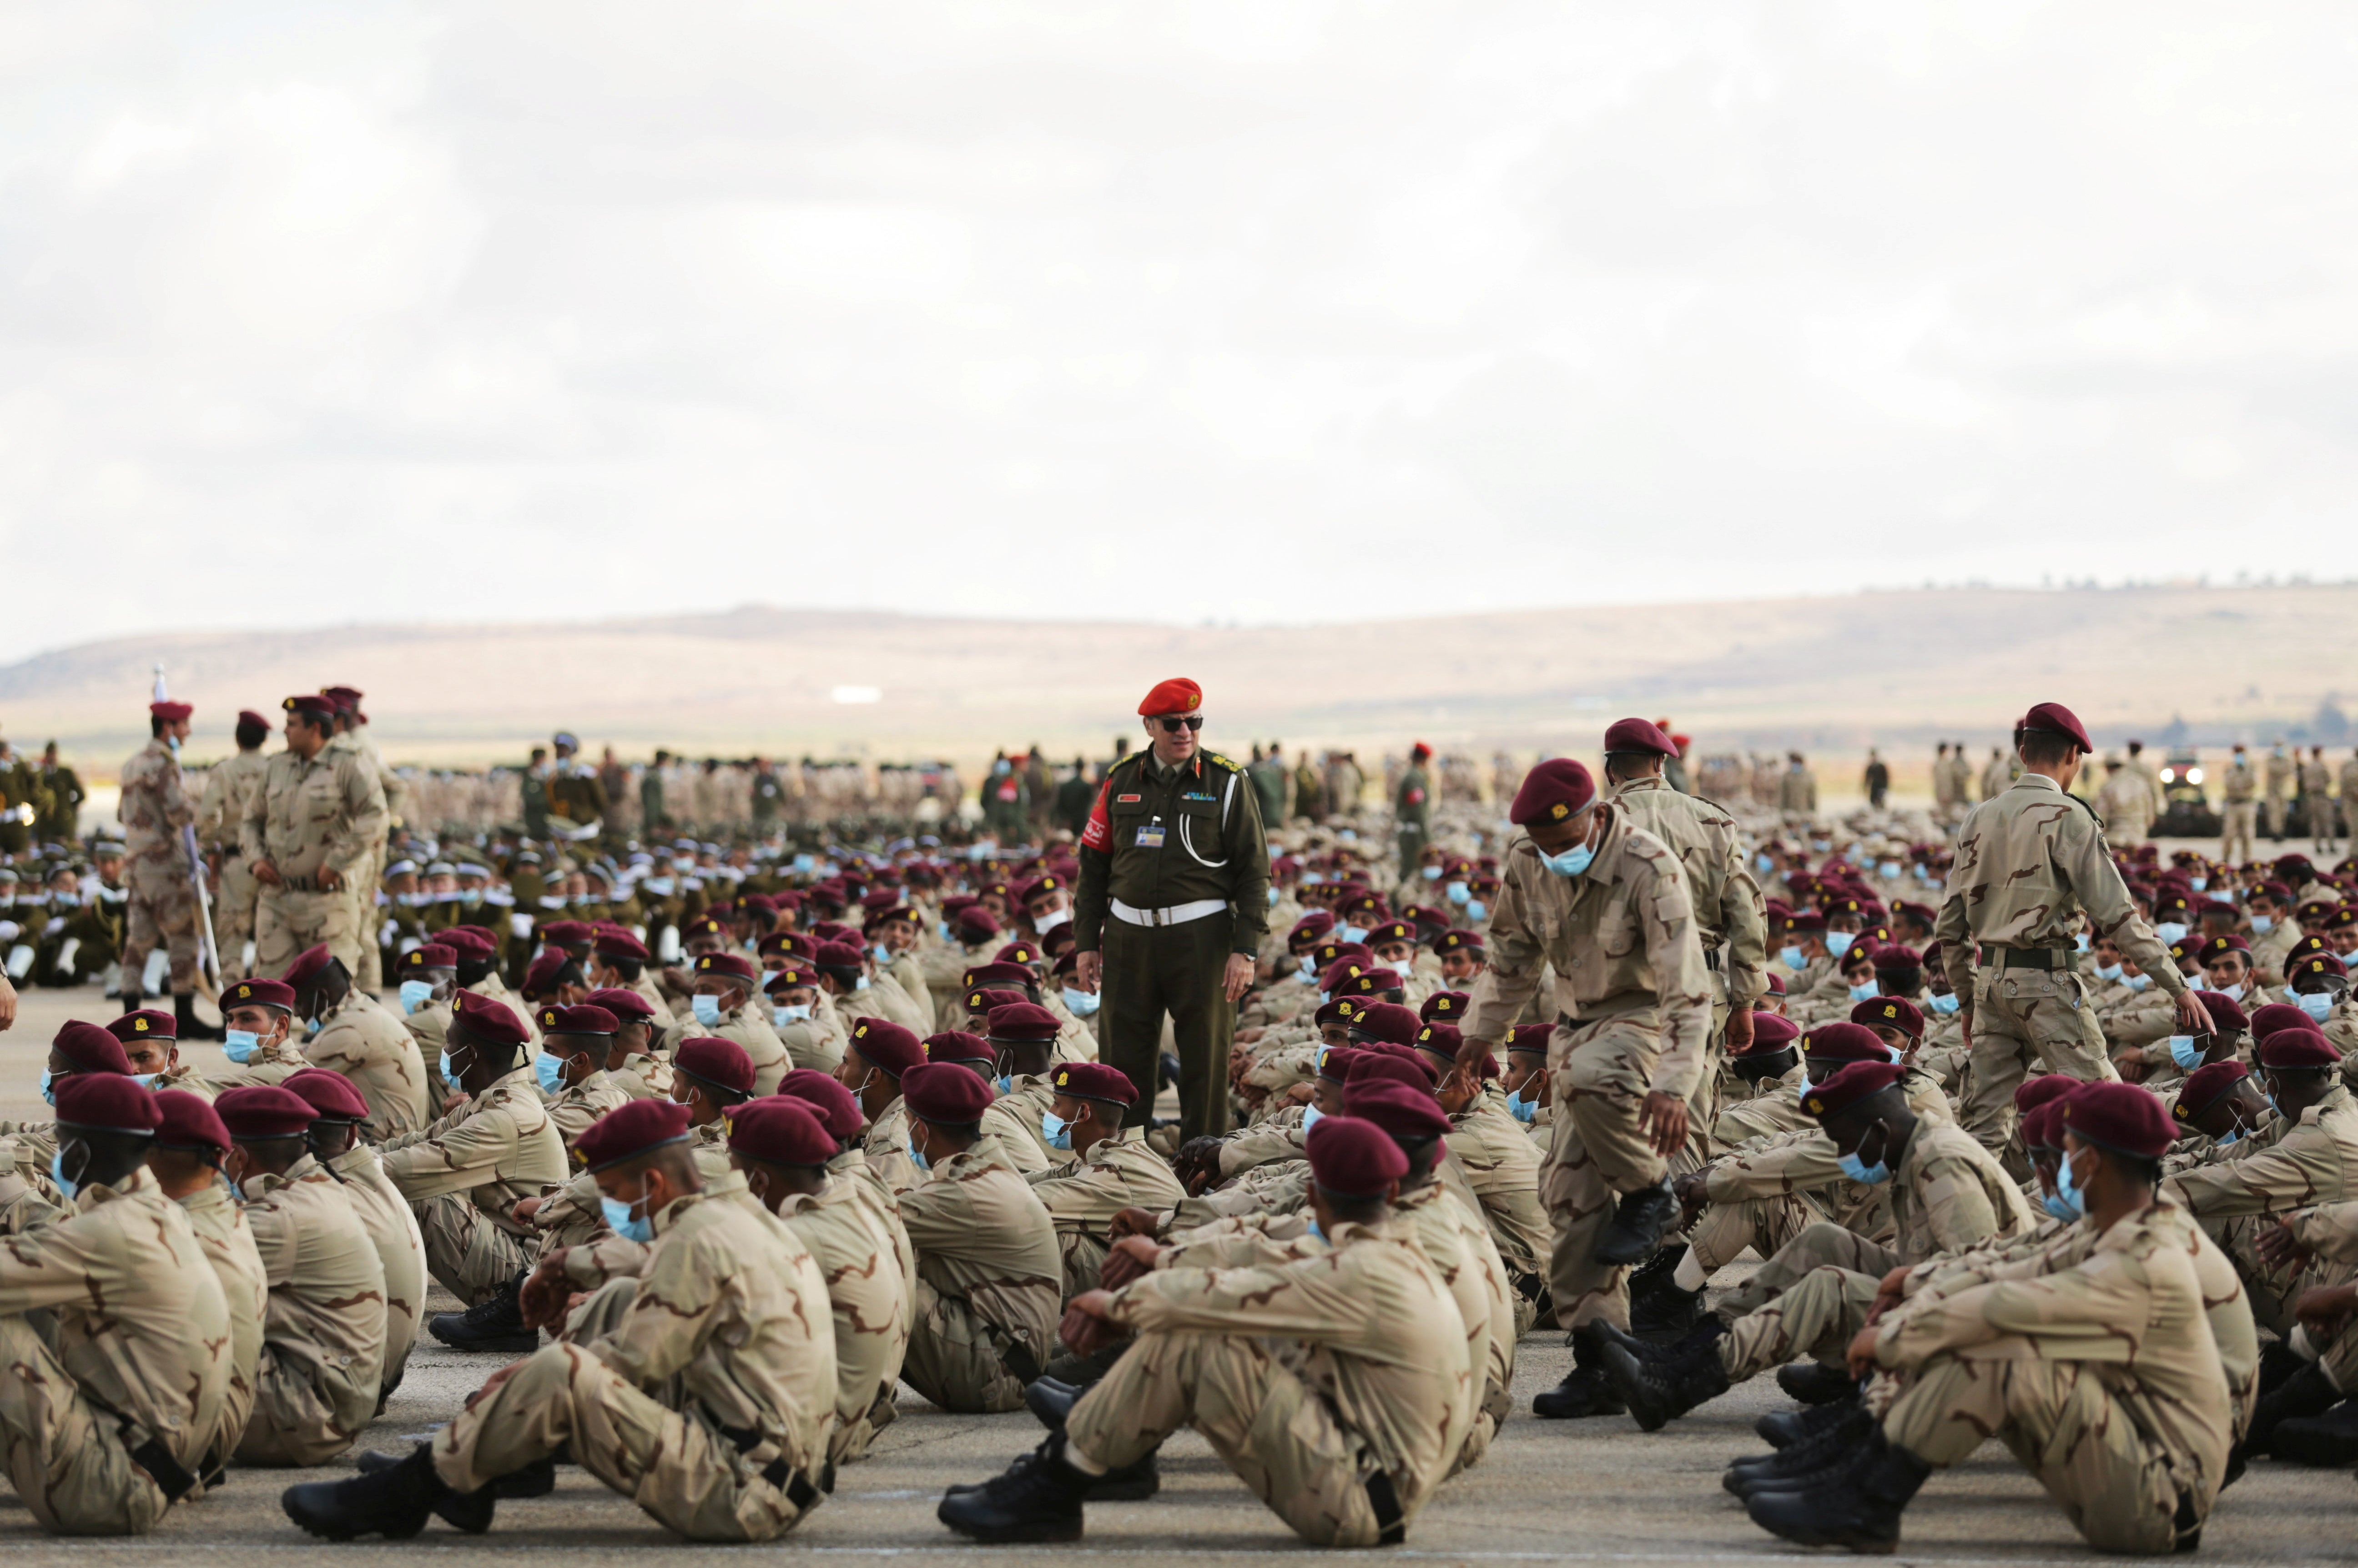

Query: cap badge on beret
(1550, 802), (1569, 820)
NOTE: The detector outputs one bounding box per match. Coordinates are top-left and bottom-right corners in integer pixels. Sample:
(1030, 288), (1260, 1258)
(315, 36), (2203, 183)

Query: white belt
(1110, 897), (1226, 929)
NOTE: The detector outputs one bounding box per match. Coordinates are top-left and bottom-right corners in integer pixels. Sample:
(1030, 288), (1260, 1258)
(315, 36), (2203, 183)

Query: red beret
(812, 941), (867, 970)
(282, 943), (338, 989)
(952, 906), (1000, 944)
(690, 952), (754, 985)
(2019, 1100), (2064, 1151)
(2292, 952), (2350, 985)
(1347, 1048), (1439, 1090)
(1305, 1115), (1409, 1200)
(902, 1061), (994, 1124)
(1433, 929), (1483, 955)
(1509, 759), (1597, 828)
(320, 684), (364, 708)
(399, 945), (458, 974)
(1048, 1062), (1136, 1106)
(1505, 1023), (1555, 1056)
(1363, 920), (1417, 950)
(153, 1089), (231, 1153)
(1313, 997), (1360, 1030)
(55, 1074), (161, 1134)
(1602, 717), (1678, 757)
(1137, 678), (1203, 717)
(1289, 911), (1338, 945)
(576, 1099), (693, 1173)
(2247, 1002), (2314, 1041)
(583, 987), (655, 1022)
(1412, 1021), (1461, 1060)
(1418, 991), (1469, 1023)
(962, 988), (1022, 1018)
(1349, 1000), (1421, 1046)
(1738, 1013), (1801, 1054)
(675, 1036), (756, 1096)
(2258, 1029), (2342, 1070)
(1801, 1022), (1890, 1064)
(594, 928), (650, 962)
(221, 976), (297, 1013)
(540, 920), (592, 946)
(539, 1003), (619, 1036)
(924, 1031), (997, 1065)
(438, 928), (496, 960)
(2060, 1082), (2174, 1159)
(1314, 940), (1374, 968)
(282, 1068), (373, 1122)
(2018, 701), (2093, 754)
(741, 894), (779, 915)
(1868, 944), (1922, 973)
(2175, 1061), (2253, 1124)
(215, 1085), (319, 1140)
(283, 694), (336, 719)
(1850, 995), (1924, 1040)
(521, 950), (572, 997)
(54, 1020), (132, 1075)
(1761, 972), (1787, 995)
(1315, 1046), (1363, 1085)
(2197, 935), (2250, 966)
(107, 1009), (176, 1045)
(963, 961), (1037, 991)
(149, 700), (193, 724)
(450, 990), (531, 1049)
(728, 1098), (836, 1167)
(1803, 1060), (1906, 1120)
(2189, 990), (2247, 1037)
(237, 709), (273, 731)
(764, 966), (819, 995)
(1338, 967), (1405, 998)
(2014, 1074), (2078, 1114)
(849, 1017), (925, 1078)
(1342, 1078), (1454, 1142)
(776, 1070), (866, 1141)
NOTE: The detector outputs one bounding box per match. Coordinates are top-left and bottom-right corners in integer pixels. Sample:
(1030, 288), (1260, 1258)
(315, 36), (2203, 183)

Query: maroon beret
(1802, 1060), (1906, 1120)
(539, 1003), (619, 1037)
(55, 1074), (161, 1134)
(215, 1085), (319, 1139)
(1305, 1115), (1409, 1200)
(776, 1069), (865, 1142)
(924, 1031), (997, 1065)
(1349, 1000), (1421, 1046)
(237, 708), (273, 731)
(1412, 1021), (1461, 1060)
(2014, 1074), (2078, 1114)
(2258, 1029), (2342, 1070)
(595, 929), (650, 962)
(1338, 968), (1405, 998)
(2174, 1061), (2253, 1124)
(694, 952), (757, 984)
(757, 931), (813, 961)
(2293, 953), (2349, 985)
(902, 1061), (994, 1124)
(1602, 717), (1678, 757)
(1505, 1023), (1554, 1056)
(1508, 759), (1597, 828)
(728, 1098), (836, 1167)
(962, 961), (1037, 990)
(963, 987), (1024, 1017)
(2247, 1002), (2313, 1041)
(108, 1009), (176, 1045)
(1048, 1061), (1136, 1106)
(2018, 701), (2094, 754)
(1347, 1049), (1439, 1090)
(811, 941), (866, 971)
(992, 942), (1043, 969)
(1290, 911), (1338, 945)
(222, 976), (297, 1013)
(764, 965), (818, 995)
(282, 694), (336, 720)
(1418, 991), (1470, 1023)
(152, 1089), (231, 1153)
(984, 1002), (1060, 1044)
(1868, 944), (1922, 973)
(741, 894), (779, 915)
(1343, 1078), (1454, 1142)
(437, 928), (497, 960)
(2060, 1082), (2173, 1159)
(2020, 1100), (2065, 1151)
(450, 991), (531, 1049)
(282, 943), (338, 989)
(521, 950), (572, 997)
(399, 944), (458, 973)
(576, 1099), (692, 1173)
(282, 1067), (373, 1122)
(584, 986), (656, 1022)
(1433, 929), (1484, 956)
(1738, 1013), (1801, 1054)
(540, 920), (592, 946)
(2197, 935), (2250, 965)
(1851, 995), (1925, 1040)
(848, 1017), (925, 1078)
(149, 699), (193, 724)
(2189, 990), (2248, 1037)
(1760, 973), (1787, 997)
(53, 1020), (132, 1075)
(675, 1036), (756, 1096)
(1316, 1046), (1363, 1085)
(1362, 920), (1417, 950)
(1313, 940), (1375, 969)
(1801, 1022), (1890, 1065)
(953, 907), (1000, 943)
(1313, 997), (1360, 1030)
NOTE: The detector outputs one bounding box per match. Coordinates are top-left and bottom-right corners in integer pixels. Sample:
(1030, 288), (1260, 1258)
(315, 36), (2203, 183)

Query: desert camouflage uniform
(175, 1177), (268, 1473)
(302, 988), (430, 1140)
(234, 1154), (386, 1466)
(1443, 1096), (1549, 1320)
(210, 1031), (312, 1091)
(117, 737), (202, 993)
(543, 1067), (632, 1145)
(1463, 809), (1712, 1329)
(778, 1172), (911, 1466)
(0, 1168), (231, 1535)
(324, 729), (403, 992)
(1025, 1130), (1189, 1301)
(441, 1183), (835, 1540)
(196, 748), (272, 980)
(660, 1006), (789, 1096)
(861, 1097), (921, 1195)
(897, 1133), (1061, 1413)
(239, 744), (387, 979)
(326, 1142), (427, 1398)
(380, 1065), (568, 1305)
(2163, 1082), (2358, 1329)
(982, 1070), (1060, 1169)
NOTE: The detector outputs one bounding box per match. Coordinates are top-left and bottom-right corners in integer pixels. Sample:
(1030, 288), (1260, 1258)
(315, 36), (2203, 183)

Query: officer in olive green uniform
(1073, 679), (1269, 1141)
(1394, 743), (1433, 879)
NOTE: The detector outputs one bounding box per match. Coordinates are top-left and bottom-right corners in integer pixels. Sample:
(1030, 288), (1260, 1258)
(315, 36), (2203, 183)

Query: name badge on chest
(1135, 821), (1166, 849)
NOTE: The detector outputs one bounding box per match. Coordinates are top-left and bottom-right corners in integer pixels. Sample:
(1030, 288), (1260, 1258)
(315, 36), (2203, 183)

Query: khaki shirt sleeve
(380, 1104), (518, 1200)
(1917, 1153), (2003, 1255)
(1464, 855), (1544, 1044)
(2054, 807), (2182, 993)
(239, 762), (272, 863)
(1875, 1237), (2156, 1372)
(1718, 844), (1769, 1008)
(325, 753), (389, 877)
(0, 1208), (136, 1315)
(1635, 848), (1712, 1099)
(1108, 1247), (1375, 1343)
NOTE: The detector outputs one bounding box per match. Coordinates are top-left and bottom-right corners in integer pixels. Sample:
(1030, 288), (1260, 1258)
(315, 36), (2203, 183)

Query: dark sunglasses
(1154, 715), (1204, 733)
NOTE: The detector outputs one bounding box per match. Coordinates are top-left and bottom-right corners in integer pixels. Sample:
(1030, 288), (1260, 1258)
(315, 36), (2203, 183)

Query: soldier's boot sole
(1085, 1454), (1159, 1502)
(1530, 1368), (1627, 1420)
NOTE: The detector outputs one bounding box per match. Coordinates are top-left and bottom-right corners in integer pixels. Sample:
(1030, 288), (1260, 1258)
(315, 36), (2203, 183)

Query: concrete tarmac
(0, 985), (2351, 1564)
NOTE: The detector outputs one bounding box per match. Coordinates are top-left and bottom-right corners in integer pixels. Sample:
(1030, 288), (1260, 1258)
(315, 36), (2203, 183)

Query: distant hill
(2, 586), (2351, 775)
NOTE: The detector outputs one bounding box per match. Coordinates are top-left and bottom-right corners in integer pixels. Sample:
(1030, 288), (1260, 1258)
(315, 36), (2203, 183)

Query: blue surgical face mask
(908, 1135), (932, 1173)
(2219, 980), (2245, 1002)
(2095, 963), (2122, 983)
(1340, 924), (1369, 944)
(1061, 985), (1101, 1018)
(1779, 945), (1806, 971)
(600, 1194), (654, 1244)
(1421, 865), (1442, 881)
(130, 1072), (161, 1091)
(1849, 980), (1879, 1002)
(1465, 899), (1486, 922)
(2054, 1147), (2089, 1218)
(1837, 1151), (1890, 1186)
(1296, 955), (1317, 982)
(853, 975), (871, 992)
(1506, 1086), (1537, 1124)
(398, 980), (436, 1015)
(534, 1050), (571, 1095)
(1755, 854), (1775, 875)
(50, 1147), (79, 1201)
(38, 1069), (56, 1107)
(2251, 915), (2274, 935)
(690, 994), (723, 1027)
(2156, 921), (2189, 944)
(2190, 877), (2208, 893)
(1879, 862), (1901, 880)
(1266, 887), (1280, 906)
(1446, 880), (1470, 905)
(1301, 1104), (1325, 1132)
(1041, 1109), (1073, 1151)
(772, 1003), (812, 1029)
(2074, 933), (2091, 954)
(2299, 990), (2338, 1022)
(2041, 1189), (2077, 1222)
(2124, 972), (2151, 992)
(1305, 1217), (1326, 1245)
(872, 945), (892, 965)
(223, 1029), (262, 1064)
(1825, 931), (1855, 958)
(2168, 1035), (2208, 1072)
(995, 1074), (1013, 1095)
(1538, 843), (1595, 879)
(1928, 991), (1960, 1015)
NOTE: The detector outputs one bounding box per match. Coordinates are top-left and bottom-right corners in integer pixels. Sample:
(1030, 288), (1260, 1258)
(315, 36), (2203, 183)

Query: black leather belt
(1364, 1468), (1406, 1546)
(1995, 948), (2075, 970)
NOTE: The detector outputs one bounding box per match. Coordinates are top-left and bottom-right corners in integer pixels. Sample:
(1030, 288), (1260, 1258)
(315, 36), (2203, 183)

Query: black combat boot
(1531, 1328), (1629, 1419)
(1025, 1377), (1081, 1432)
(358, 1449), (556, 1499)
(2241, 1362), (2338, 1462)
(2269, 1398), (2358, 1467)
(937, 1436), (1091, 1543)
(1626, 1246), (1706, 1344)
(428, 1271), (536, 1353)
(1593, 1180), (1678, 1266)
(1745, 1426), (1931, 1552)
(283, 1444), (467, 1540)
(1775, 1360), (1861, 1406)
(1724, 1402), (1874, 1497)
(1756, 1389), (1866, 1449)
(1593, 1319), (1730, 1431)
(175, 991), (225, 1040)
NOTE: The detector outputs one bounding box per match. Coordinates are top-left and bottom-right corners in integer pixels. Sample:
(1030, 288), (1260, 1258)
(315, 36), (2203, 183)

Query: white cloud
(3, 0), (2358, 662)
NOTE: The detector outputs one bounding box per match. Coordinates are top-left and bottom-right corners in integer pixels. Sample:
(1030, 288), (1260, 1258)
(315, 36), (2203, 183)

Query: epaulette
(1203, 752), (1244, 774)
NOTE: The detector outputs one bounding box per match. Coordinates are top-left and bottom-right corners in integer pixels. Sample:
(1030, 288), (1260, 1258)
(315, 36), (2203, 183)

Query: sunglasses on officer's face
(1154, 716), (1204, 733)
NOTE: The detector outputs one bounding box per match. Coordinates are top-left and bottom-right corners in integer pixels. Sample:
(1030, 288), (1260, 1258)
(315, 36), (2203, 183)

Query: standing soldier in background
(0, 740), (30, 856)
(548, 732), (607, 838)
(2342, 748), (2358, 854)
(324, 689), (402, 994)
(242, 696), (388, 980)
(1074, 679), (1269, 1141)
(2095, 753), (2156, 845)
(1052, 757), (1095, 838)
(2125, 738), (2167, 821)
(198, 710), (274, 982)
(1248, 741), (1290, 828)
(35, 741), (83, 842)
(1776, 753), (1818, 819)
(1979, 744), (2012, 802)
(519, 748), (551, 839)
(2303, 743), (2338, 855)
(2264, 740), (2296, 842)
(1861, 749), (1889, 809)
(1395, 741), (1432, 879)
(641, 749), (671, 833)
(2222, 743), (2259, 866)
(118, 699), (219, 1039)
(1930, 743), (1954, 818)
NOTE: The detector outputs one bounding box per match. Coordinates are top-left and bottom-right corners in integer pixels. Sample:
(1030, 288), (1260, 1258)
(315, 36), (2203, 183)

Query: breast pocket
(1175, 796), (1226, 866)
(1598, 898), (1638, 957)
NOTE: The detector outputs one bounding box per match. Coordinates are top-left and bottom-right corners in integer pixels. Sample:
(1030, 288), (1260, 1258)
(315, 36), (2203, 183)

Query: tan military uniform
(196, 749), (272, 980)
(117, 737), (203, 994)
(1065, 1216), (1470, 1547)
(861, 1097), (921, 1195)
(982, 1072), (1060, 1170)
(1026, 1131), (1189, 1300)
(324, 730), (402, 992)
(235, 1154), (387, 1466)
(302, 989), (430, 1140)
(896, 1134), (1062, 1412)
(380, 1065), (568, 1304)
(1937, 773), (2174, 1151)
(326, 1142), (427, 1397)
(2221, 759), (2259, 865)
(0, 1168), (231, 1535)
(2164, 1082), (2358, 1328)
(2096, 768), (2156, 844)
(443, 1184), (836, 1540)
(1442, 1097), (1549, 1311)
(777, 1172), (911, 1466)
(545, 1068), (632, 1145)
(661, 1007), (789, 1096)
(1463, 809), (1712, 1329)
(211, 1032), (313, 1091)
(176, 1177), (269, 1472)
(239, 744), (388, 978)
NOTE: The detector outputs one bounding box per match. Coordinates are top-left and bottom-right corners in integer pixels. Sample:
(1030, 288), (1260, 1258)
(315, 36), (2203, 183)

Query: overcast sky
(4, 1), (2354, 663)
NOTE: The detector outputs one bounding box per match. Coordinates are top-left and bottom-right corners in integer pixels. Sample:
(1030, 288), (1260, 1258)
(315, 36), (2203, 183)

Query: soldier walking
(118, 698), (219, 1037)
